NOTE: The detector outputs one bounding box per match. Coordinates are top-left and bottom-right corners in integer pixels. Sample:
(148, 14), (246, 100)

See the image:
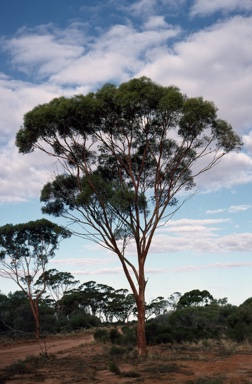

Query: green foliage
(93, 328), (110, 343)
(227, 298), (252, 342)
(145, 293), (249, 345)
(109, 361), (121, 375)
(6, 354), (48, 374)
(35, 269), (79, 302)
(109, 345), (127, 356)
(178, 289), (214, 308)
(2, 284), (252, 345)
(109, 328), (122, 344)
(68, 311), (100, 331)
(6, 359), (31, 374)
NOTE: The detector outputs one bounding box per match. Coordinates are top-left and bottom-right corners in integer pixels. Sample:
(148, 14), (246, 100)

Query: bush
(67, 311), (101, 331)
(109, 361), (121, 375)
(93, 328), (109, 342)
(109, 345), (127, 356)
(110, 328), (122, 344)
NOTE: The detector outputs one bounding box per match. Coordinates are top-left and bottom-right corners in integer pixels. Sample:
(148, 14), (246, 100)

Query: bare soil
(0, 332), (252, 383)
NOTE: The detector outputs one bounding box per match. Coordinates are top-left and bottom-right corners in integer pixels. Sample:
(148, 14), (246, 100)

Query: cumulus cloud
(190, 0), (252, 17)
(1, 24), (85, 79)
(194, 152), (252, 192)
(129, 0), (186, 17)
(50, 23), (181, 86)
(138, 15), (252, 133)
(0, 144), (53, 203)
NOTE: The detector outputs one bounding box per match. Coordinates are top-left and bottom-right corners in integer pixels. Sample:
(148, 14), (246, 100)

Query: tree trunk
(29, 299), (40, 339)
(34, 302), (40, 339)
(136, 265), (147, 357)
(136, 297), (147, 356)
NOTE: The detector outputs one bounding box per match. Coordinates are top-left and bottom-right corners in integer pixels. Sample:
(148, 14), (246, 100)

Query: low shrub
(93, 328), (109, 342)
(109, 345), (127, 356)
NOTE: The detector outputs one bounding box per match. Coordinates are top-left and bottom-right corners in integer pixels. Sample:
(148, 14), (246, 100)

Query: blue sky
(0, 0), (252, 306)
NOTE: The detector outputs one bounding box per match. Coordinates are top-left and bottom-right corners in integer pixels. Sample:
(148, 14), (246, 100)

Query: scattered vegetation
(1, 331), (252, 383)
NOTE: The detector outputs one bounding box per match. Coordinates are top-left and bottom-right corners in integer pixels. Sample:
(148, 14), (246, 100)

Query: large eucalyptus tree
(16, 77), (242, 355)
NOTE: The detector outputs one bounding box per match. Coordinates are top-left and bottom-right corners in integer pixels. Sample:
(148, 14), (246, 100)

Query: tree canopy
(0, 219), (71, 338)
(16, 76), (242, 354)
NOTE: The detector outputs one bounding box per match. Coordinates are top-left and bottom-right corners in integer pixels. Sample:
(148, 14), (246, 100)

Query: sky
(0, 0), (252, 306)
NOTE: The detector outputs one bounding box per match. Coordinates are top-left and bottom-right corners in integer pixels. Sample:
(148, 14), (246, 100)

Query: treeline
(0, 271), (252, 343)
(0, 269), (167, 336)
(146, 293), (252, 344)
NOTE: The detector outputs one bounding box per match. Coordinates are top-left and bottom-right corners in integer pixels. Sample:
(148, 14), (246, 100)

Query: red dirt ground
(0, 333), (252, 383)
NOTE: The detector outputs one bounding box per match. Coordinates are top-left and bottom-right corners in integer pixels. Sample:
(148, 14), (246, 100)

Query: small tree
(0, 219), (71, 338)
(16, 77), (242, 355)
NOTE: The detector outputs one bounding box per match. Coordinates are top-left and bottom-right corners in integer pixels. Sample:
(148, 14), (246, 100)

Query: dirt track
(0, 333), (94, 368)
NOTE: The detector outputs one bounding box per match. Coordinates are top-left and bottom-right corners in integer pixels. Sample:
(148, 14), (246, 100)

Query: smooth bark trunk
(136, 263), (147, 357)
(30, 299), (40, 339)
(136, 297), (147, 356)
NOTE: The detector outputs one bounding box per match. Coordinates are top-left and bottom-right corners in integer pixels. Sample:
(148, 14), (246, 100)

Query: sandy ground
(0, 333), (252, 383)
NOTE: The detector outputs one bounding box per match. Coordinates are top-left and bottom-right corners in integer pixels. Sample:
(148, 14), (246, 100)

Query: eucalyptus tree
(0, 219), (71, 338)
(105, 289), (136, 323)
(145, 296), (168, 319)
(16, 77), (242, 355)
(35, 268), (80, 302)
(178, 289), (214, 308)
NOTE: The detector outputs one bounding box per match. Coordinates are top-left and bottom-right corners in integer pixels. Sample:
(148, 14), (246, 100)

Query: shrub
(93, 328), (109, 342)
(109, 361), (121, 375)
(109, 345), (127, 356)
(110, 328), (122, 344)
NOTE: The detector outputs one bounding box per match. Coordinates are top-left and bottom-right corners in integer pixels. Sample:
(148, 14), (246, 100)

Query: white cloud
(138, 15), (252, 134)
(206, 205), (252, 214)
(228, 205), (252, 213)
(143, 16), (168, 30)
(129, 0), (158, 16)
(50, 261), (252, 277)
(129, 0), (186, 17)
(146, 231), (252, 254)
(52, 257), (114, 266)
(243, 132), (252, 155)
(195, 152), (252, 192)
(206, 209), (225, 214)
(123, 218), (252, 255)
(50, 23), (180, 86)
(190, 0), (252, 17)
(0, 144), (52, 203)
(2, 24), (85, 79)
(173, 261), (252, 273)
